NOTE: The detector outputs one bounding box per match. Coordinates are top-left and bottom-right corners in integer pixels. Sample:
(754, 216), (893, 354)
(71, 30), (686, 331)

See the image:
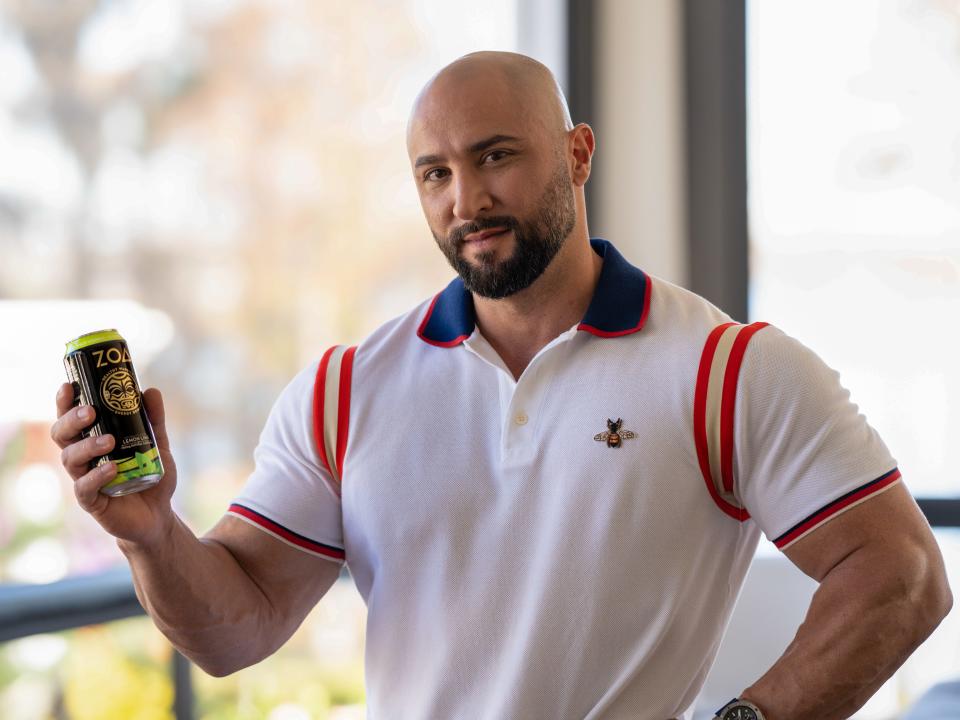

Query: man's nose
(451, 171), (493, 221)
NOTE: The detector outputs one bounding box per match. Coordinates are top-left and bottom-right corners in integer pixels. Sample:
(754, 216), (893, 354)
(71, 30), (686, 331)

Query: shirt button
(515, 412), (529, 426)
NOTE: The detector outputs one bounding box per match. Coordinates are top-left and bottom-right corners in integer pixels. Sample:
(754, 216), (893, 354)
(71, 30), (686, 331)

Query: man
(52, 52), (951, 719)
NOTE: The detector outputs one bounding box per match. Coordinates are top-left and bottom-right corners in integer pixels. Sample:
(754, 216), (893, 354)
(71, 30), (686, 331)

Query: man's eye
(483, 150), (508, 163)
(424, 168), (448, 182)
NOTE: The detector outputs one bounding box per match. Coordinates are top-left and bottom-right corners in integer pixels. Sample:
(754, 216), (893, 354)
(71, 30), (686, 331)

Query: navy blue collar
(417, 238), (651, 347)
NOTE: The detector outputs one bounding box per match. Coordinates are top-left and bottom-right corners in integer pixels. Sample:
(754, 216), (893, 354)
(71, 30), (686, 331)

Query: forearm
(742, 544), (952, 719)
(118, 513), (279, 675)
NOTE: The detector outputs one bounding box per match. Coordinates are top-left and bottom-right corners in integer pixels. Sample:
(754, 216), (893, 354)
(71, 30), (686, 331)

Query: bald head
(406, 51), (594, 298)
(407, 51), (573, 147)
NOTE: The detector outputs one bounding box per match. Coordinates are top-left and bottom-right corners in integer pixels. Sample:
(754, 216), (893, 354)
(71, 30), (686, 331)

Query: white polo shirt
(230, 239), (899, 719)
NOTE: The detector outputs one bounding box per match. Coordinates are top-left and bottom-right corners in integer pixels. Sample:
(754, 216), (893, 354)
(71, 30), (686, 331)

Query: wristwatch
(714, 698), (766, 720)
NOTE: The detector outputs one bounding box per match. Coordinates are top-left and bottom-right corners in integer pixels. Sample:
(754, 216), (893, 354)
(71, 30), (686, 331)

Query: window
(748, 0), (960, 713)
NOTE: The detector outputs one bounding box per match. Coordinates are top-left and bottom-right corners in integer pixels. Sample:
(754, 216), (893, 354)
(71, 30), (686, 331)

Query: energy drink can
(63, 329), (164, 496)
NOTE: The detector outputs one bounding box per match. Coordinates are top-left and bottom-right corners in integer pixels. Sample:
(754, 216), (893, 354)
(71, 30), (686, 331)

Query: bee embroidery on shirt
(594, 418), (637, 448)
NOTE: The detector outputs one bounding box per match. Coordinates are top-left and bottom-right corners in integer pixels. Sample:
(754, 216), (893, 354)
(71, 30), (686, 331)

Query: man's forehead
(406, 52), (571, 156)
(407, 81), (535, 159)
(408, 110), (530, 153)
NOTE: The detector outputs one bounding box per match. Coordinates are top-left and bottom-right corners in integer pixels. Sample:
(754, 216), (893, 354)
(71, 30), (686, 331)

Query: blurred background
(0, 0), (957, 718)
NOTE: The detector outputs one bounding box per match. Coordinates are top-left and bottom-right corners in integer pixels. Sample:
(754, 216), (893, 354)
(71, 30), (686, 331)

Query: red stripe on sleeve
(693, 322), (747, 520)
(312, 346), (337, 477)
(774, 469), (902, 549)
(719, 322), (770, 494)
(228, 503), (345, 560)
(335, 346), (357, 481)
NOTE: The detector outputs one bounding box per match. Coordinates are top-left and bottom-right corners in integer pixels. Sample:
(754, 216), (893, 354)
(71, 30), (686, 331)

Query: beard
(433, 162), (577, 300)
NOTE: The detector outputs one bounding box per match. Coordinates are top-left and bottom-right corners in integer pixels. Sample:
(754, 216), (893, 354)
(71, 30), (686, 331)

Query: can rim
(65, 329), (123, 353)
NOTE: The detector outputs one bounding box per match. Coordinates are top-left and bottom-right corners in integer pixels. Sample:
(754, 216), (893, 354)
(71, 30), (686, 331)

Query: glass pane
(747, 0), (960, 499)
(748, 0), (960, 714)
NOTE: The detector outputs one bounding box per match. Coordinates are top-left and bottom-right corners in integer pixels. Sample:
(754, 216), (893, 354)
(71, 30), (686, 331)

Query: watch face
(723, 707), (758, 720)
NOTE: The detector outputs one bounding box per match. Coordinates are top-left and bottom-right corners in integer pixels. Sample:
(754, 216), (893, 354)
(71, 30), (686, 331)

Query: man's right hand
(51, 382), (179, 548)
(51, 381), (341, 677)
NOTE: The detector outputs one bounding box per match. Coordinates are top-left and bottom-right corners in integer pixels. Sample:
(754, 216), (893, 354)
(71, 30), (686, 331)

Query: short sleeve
(229, 361), (345, 564)
(735, 326), (900, 551)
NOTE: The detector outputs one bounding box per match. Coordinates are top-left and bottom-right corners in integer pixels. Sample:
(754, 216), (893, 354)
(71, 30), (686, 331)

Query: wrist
(117, 511), (179, 556)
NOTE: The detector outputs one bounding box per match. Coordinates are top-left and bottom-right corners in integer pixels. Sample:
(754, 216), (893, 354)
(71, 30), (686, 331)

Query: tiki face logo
(100, 367), (140, 415)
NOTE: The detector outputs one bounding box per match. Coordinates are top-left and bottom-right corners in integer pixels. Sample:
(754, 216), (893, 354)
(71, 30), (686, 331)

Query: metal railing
(917, 499), (960, 529)
(0, 566), (194, 720)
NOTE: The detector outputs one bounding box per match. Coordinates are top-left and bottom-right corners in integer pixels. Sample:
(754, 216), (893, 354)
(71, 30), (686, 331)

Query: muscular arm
(119, 514), (341, 677)
(740, 483), (952, 719)
(52, 383), (341, 676)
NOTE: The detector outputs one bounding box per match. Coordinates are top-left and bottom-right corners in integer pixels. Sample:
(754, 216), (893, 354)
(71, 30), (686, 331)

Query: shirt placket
(464, 326), (577, 469)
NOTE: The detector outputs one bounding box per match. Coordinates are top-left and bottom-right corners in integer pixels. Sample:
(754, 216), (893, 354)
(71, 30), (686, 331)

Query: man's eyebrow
(468, 134), (521, 154)
(414, 134), (522, 169)
(414, 153), (443, 169)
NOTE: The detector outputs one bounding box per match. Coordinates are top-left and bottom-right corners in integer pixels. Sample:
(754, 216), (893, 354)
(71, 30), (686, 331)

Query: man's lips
(463, 227), (509, 243)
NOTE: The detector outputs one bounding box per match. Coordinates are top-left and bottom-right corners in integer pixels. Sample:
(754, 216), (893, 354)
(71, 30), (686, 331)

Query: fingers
(73, 461), (116, 513)
(50, 399), (98, 450)
(60, 433), (115, 481)
(142, 388), (170, 450)
(55, 382), (74, 418)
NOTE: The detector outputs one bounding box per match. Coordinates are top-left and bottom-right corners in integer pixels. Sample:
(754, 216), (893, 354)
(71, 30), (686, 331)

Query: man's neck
(472, 236), (602, 380)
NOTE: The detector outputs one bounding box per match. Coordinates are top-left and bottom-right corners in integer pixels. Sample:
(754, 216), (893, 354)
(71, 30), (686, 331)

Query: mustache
(447, 216), (520, 247)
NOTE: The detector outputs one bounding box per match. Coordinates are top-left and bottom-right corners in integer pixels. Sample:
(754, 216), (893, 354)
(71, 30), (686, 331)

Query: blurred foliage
(1, 612), (366, 719)
(196, 660), (335, 720)
(63, 628), (173, 720)
(0, 427), (26, 474)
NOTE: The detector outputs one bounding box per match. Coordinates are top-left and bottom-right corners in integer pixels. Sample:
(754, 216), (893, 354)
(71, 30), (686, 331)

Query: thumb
(142, 388), (171, 451)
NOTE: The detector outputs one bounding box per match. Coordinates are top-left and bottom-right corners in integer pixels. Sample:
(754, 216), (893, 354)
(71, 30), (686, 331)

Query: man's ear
(569, 123), (595, 187)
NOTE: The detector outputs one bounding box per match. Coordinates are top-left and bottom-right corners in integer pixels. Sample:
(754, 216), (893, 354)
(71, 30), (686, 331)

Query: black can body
(63, 329), (164, 496)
